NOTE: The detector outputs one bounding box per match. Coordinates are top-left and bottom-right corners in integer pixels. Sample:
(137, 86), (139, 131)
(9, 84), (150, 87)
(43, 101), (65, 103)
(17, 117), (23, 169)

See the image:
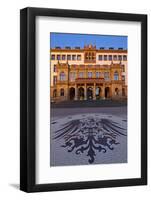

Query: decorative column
(75, 85), (78, 100)
(84, 83), (87, 100)
(93, 83), (96, 100)
(102, 85), (105, 99)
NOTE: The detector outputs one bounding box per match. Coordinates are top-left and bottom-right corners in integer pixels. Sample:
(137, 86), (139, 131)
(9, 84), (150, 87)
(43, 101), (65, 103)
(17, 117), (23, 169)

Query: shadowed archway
(69, 87), (75, 100)
(105, 87), (110, 98)
(78, 87), (84, 100)
(87, 87), (93, 100)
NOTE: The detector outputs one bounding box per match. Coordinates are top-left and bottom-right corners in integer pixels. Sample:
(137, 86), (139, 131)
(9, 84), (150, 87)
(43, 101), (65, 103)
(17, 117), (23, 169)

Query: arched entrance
(96, 87), (101, 99)
(115, 88), (119, 96)
(87, 87), (93, 100)
(78, 87), (84, 100)
(69, 87), (75, 100)
(53, 89), (57, 98)
(105, 87), (110, 98)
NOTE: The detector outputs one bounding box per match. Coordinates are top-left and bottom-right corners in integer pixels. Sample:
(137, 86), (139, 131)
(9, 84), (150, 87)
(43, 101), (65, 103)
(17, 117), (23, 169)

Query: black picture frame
(20, 7), (147, 192)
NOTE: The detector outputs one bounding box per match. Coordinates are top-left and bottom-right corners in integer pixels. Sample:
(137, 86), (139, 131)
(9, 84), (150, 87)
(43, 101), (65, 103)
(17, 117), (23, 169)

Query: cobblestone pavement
(50, 106), (127, 167)
(51, 106), (127, 119)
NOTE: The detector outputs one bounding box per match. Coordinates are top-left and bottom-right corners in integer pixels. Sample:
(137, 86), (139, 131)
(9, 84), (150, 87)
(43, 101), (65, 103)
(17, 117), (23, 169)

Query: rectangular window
(109, 55), (112, 61)
(51, 54), (55, 60)
(67, 55), (71, 60)
(57, 55), (61, 60)
(53, 76), (57, 85)
(118, 55), (122, 61)
(122, 65), (125, 72)
(70, 72), (76, 81)
(77, 55), (81, 60)
(88, 72), (92, 78)
(104, 55), (108, 61)
(122, 75), (125, 81)
(79, 72), (84, 78)
(96, 72), (100, 78)
(123, 55), (127, 61)
(98, 55), (103, 60)
(72, 55), (76, 60)
(113, 55), (117, 61)
(104, 72), (110, 81)
(53, 65), (57, 72)
(62, 55), (66, 60)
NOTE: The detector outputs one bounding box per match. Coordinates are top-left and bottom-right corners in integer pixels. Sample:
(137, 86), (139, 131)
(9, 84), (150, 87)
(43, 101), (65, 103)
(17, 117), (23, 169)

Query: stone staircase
(51, 99), (127, 108)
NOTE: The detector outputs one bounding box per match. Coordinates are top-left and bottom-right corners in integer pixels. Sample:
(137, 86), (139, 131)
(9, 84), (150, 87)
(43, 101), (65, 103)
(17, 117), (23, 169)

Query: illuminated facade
(50, 45), (127, 102)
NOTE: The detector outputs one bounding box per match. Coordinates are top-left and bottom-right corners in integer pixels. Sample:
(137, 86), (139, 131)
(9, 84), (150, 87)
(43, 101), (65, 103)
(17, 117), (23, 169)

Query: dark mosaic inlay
(53, 115), (127, 164)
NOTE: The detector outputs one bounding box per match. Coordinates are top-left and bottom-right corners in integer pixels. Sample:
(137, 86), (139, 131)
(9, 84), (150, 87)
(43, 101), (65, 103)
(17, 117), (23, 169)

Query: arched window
(85, 53), (88, 60)
(104, 72), (109, 81)
(60, 72), (66, 81)
(88, 52), (91, 60)
(114, 71), (119, 80)
(92, 52), (95, 60)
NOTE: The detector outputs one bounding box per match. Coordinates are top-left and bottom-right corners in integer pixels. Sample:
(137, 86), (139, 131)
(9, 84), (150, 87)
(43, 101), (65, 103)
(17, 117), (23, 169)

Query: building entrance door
(87, 87), (93, 100)
(96, 87), (101, 99)
(105, 87), (110, 98)
(78, 87), (84, 100)
(69, 87), (75, 100)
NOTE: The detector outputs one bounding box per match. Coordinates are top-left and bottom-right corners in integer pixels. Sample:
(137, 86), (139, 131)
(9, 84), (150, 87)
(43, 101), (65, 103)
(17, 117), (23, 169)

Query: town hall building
(50, 44), (127, 102)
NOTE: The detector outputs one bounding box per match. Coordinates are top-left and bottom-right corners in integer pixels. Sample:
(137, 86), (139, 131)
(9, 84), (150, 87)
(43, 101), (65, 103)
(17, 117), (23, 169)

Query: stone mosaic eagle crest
(52, 114), (127, 164)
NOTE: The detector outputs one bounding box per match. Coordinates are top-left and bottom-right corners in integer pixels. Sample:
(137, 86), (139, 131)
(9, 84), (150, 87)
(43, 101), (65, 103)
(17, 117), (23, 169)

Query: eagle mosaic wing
(53, 119), (81, 140)
(100, 118), (127, 136)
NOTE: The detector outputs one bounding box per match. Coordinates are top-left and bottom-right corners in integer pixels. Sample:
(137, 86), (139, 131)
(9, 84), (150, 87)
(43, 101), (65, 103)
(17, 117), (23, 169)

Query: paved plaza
(50, 102), (127, 167)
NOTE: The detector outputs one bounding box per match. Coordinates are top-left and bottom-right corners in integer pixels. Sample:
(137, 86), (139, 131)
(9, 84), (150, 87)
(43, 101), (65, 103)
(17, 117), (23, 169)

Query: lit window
(113, 55), (117, 61)
(67, 55), (71, 60)
(98, 55), (103, 60)
(88, 72), (92, 78)
(62, 55), (66, 60)
(77, 55), (81, 60)
(60, 88), (64, 96)
(123, 55), (127, 61)
(114, 71), (119, 80)
(104, 55), (108, 61)
(109, 55), (112, 61)
(104, 72), (110, 81)
(57, 55), (61, 60)
(51, 54), (55, 60)
(72, 55), (76, 60)
(60, 72), (66, 81)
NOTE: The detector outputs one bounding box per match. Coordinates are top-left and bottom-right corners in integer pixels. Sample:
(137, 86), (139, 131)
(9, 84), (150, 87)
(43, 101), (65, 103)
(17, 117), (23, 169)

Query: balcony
(75, 78), (105, 84)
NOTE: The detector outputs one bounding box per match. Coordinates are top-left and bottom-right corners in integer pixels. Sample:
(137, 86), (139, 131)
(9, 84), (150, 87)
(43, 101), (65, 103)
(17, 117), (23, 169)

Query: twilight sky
(50, 32), (127, 49)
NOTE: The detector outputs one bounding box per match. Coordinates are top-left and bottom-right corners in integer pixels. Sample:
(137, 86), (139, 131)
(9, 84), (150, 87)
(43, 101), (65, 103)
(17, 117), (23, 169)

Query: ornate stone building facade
(50, 45), (127, 102)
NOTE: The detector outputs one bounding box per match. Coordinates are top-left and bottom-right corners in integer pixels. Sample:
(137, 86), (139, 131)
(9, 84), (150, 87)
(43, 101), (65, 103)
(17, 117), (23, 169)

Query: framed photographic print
(20, 7), (147, 192)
